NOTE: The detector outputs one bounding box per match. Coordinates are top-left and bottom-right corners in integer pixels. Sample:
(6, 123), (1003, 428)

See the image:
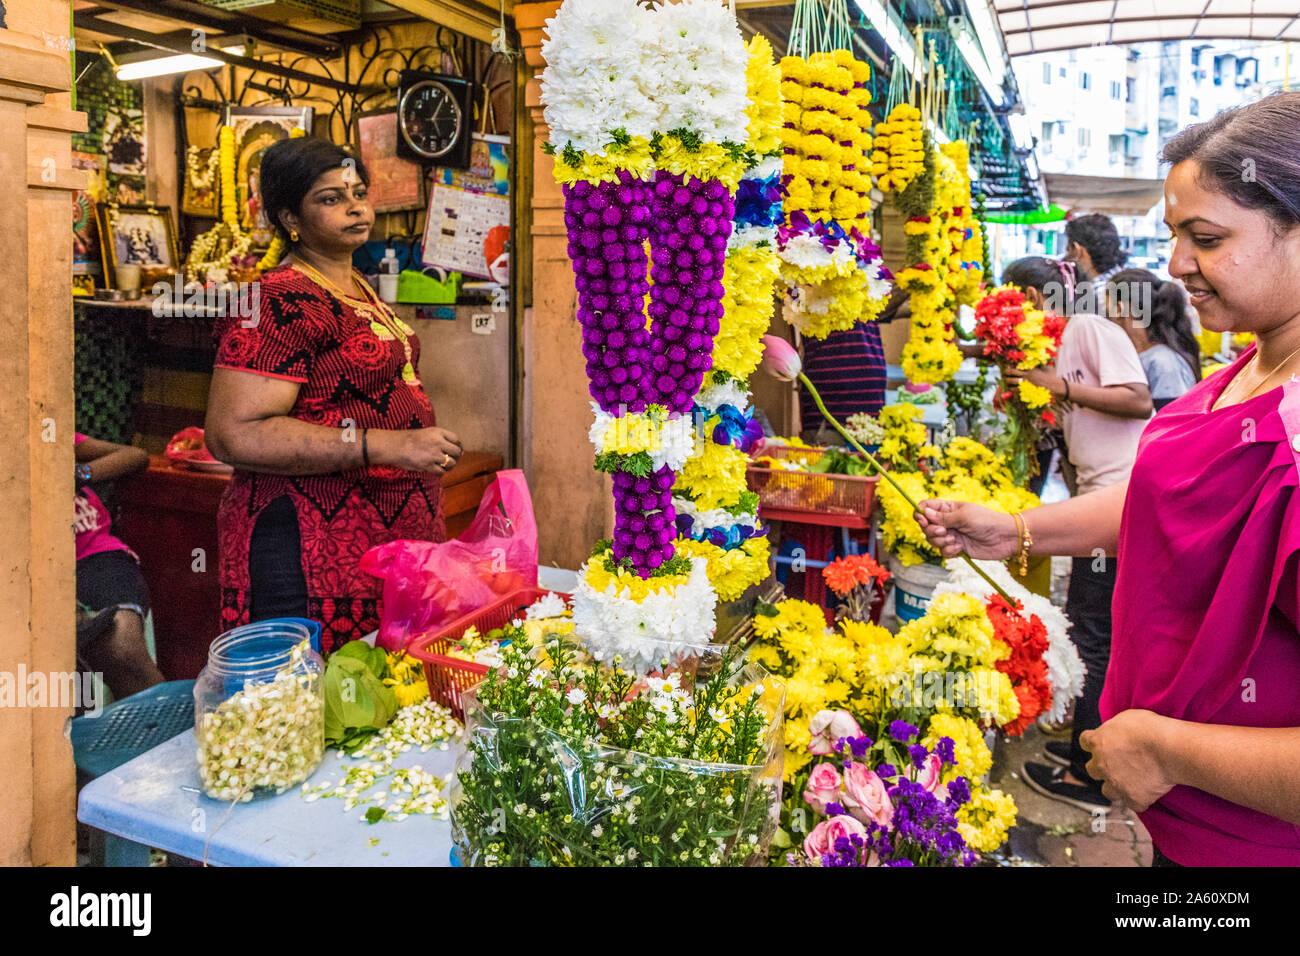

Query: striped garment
(798, 320), (887, 433)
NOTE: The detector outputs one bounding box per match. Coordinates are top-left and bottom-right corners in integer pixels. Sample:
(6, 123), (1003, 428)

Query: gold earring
(290, 230), (300, 242)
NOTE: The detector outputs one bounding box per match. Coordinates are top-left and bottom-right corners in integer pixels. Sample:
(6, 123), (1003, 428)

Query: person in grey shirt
(1105, 269), (1201, 410)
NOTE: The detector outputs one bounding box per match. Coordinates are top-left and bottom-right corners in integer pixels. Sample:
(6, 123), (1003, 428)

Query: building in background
(999, 39), (1296, 279)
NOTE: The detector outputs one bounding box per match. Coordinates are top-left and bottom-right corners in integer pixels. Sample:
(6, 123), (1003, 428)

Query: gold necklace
(1213, 343), (1300, 410)
(292, 257), (419, 386)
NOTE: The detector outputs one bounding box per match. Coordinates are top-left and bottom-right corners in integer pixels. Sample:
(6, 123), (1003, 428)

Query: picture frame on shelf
(223, 105), (314, 248)
(356, 109), (425, 213)
(97, 204), (180, 287)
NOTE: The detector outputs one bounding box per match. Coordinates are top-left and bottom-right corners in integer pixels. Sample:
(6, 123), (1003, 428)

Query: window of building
(1041, 121), (1054, 145)
(1109, 134), (1126, 163)
(1111, 80), (1122, 99)
(1078, 127), (1091, 148)
(1190, 98), (1200, 117)
(1059, 66), (1066, 77)
(1126, 78), (1136, 102)
(1043, 62), (1051, 84)
(1079, 72), (1091, 90)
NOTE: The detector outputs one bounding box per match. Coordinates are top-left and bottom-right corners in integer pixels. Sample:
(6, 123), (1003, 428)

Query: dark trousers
(1066, 554), (1117, 787)
(248, 496), (309, 622)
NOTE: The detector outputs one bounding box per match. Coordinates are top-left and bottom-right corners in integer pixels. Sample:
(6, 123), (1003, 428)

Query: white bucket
(888, 557), (950, 623)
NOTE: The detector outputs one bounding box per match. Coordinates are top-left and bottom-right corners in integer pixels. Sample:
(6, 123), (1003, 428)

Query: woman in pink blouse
(917, 94), (1300, 866)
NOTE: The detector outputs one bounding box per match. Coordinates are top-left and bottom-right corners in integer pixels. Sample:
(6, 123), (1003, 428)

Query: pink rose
(803, 820), (833, 861)
(842, 762), (894, 827)
(802, 763), (843, 814)
(803, 815), (868, 864)
(914, 753), (948, 799)
(807, 709), (864, 755)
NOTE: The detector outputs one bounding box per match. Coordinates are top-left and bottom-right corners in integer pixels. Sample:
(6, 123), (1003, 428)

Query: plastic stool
(71, 680), (196, 866)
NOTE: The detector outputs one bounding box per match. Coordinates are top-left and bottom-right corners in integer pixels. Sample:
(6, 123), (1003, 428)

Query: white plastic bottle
(378, 247), (400, 303)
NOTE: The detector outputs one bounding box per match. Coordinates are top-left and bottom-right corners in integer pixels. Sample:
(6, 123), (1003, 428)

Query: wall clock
(396, 70), (474, 168)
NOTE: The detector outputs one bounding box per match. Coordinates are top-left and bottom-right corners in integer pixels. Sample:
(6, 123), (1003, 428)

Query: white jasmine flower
(592, 824), (603, 838)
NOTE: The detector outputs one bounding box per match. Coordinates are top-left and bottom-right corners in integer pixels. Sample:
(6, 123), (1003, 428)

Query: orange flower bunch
(822, 554), (891, 623)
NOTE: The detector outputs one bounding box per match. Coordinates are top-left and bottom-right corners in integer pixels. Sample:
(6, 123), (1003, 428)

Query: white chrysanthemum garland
(539, 0), (657, 156)
(933, 559), (1086, 725)
(570, 554), (717, 671)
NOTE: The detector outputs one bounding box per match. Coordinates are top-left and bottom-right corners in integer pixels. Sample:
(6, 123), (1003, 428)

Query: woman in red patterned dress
(206, 138), (463, 651)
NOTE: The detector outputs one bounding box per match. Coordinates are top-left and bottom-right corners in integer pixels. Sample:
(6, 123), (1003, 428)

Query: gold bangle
(1012, 511), (1033, 577)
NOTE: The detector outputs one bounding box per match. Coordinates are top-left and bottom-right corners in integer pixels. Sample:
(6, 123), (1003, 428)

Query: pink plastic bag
(360, 469), (539, 651)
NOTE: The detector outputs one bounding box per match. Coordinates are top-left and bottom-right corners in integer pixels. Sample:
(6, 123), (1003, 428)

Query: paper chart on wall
(420, 183), (510, 281)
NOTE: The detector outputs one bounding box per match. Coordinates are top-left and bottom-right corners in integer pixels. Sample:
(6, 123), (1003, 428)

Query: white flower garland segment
(570, 557), (718, 671)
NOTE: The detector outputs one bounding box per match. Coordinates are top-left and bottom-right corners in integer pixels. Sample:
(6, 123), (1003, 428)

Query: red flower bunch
(823, 554), (890, 597)
(823, 554), (891, 624)
(985, 594), (1052, 736)
(972, 288), (1065, 367)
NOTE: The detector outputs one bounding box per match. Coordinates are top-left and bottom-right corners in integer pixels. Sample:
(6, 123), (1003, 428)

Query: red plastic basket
(746, 443), (879, 517)
(406, 587), (570, 721)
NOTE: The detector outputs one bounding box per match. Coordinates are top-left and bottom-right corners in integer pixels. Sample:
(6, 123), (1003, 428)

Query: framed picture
(98, 204), (180, 284)
(72, 151), (107, 276)
(182, 144), (220, 218)
(356, 110), (424, 213)
(223, 106), (314, 247)
(103, 107), (146, 176)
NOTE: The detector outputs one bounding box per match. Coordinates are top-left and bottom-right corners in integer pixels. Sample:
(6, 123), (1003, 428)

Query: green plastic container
(396, 269), (461, 305)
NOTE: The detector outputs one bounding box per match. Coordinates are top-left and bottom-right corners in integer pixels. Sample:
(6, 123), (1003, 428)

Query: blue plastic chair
(71, 680), (196, 866)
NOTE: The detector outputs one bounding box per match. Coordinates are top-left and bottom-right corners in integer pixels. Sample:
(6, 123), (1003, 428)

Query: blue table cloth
(78, 730), (461, 866)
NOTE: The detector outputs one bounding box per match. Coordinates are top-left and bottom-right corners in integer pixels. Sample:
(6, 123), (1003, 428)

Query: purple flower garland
(645, 172), (733, 413)
(563, 174), (653, 414)
(611, 466), (677, 571)
(562, 170), (736, 577)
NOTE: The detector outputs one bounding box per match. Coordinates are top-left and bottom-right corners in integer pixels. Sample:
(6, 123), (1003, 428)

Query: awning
(995, 0), (1300, 57)
(1042, 172), (1166, 217)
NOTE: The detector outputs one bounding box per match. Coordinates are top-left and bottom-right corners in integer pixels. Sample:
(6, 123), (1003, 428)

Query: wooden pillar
(516, 1), (610, 571)
(0, 4), (86, 866)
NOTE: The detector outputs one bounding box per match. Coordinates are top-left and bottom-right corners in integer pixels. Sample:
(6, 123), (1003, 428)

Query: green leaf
(364, 807), (386, 824)
(323, 652), (399, 748)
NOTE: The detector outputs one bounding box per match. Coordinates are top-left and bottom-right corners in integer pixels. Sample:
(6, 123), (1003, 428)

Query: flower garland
(662, 33), (785, 603)
(219, 125), (237, 228)
(571, 547), (717, 669)
(544, 0), (749, 595)
(871, 103), (924, 193)
(776, 51), (891, 339)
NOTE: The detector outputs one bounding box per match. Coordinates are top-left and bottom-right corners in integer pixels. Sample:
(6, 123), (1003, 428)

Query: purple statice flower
(824, 802), (845, 817)
(848, 735), (872, 758)
(934, 735), (957, 767)
(821, 833), (868, 868)
(876, 763), (897, 780)
(880, 777), (972, 867)
(885, 859), (915, 867)
(889, 720), (919, 743)
(908, 744), (929, 769)
(945, 775), (972, 809)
